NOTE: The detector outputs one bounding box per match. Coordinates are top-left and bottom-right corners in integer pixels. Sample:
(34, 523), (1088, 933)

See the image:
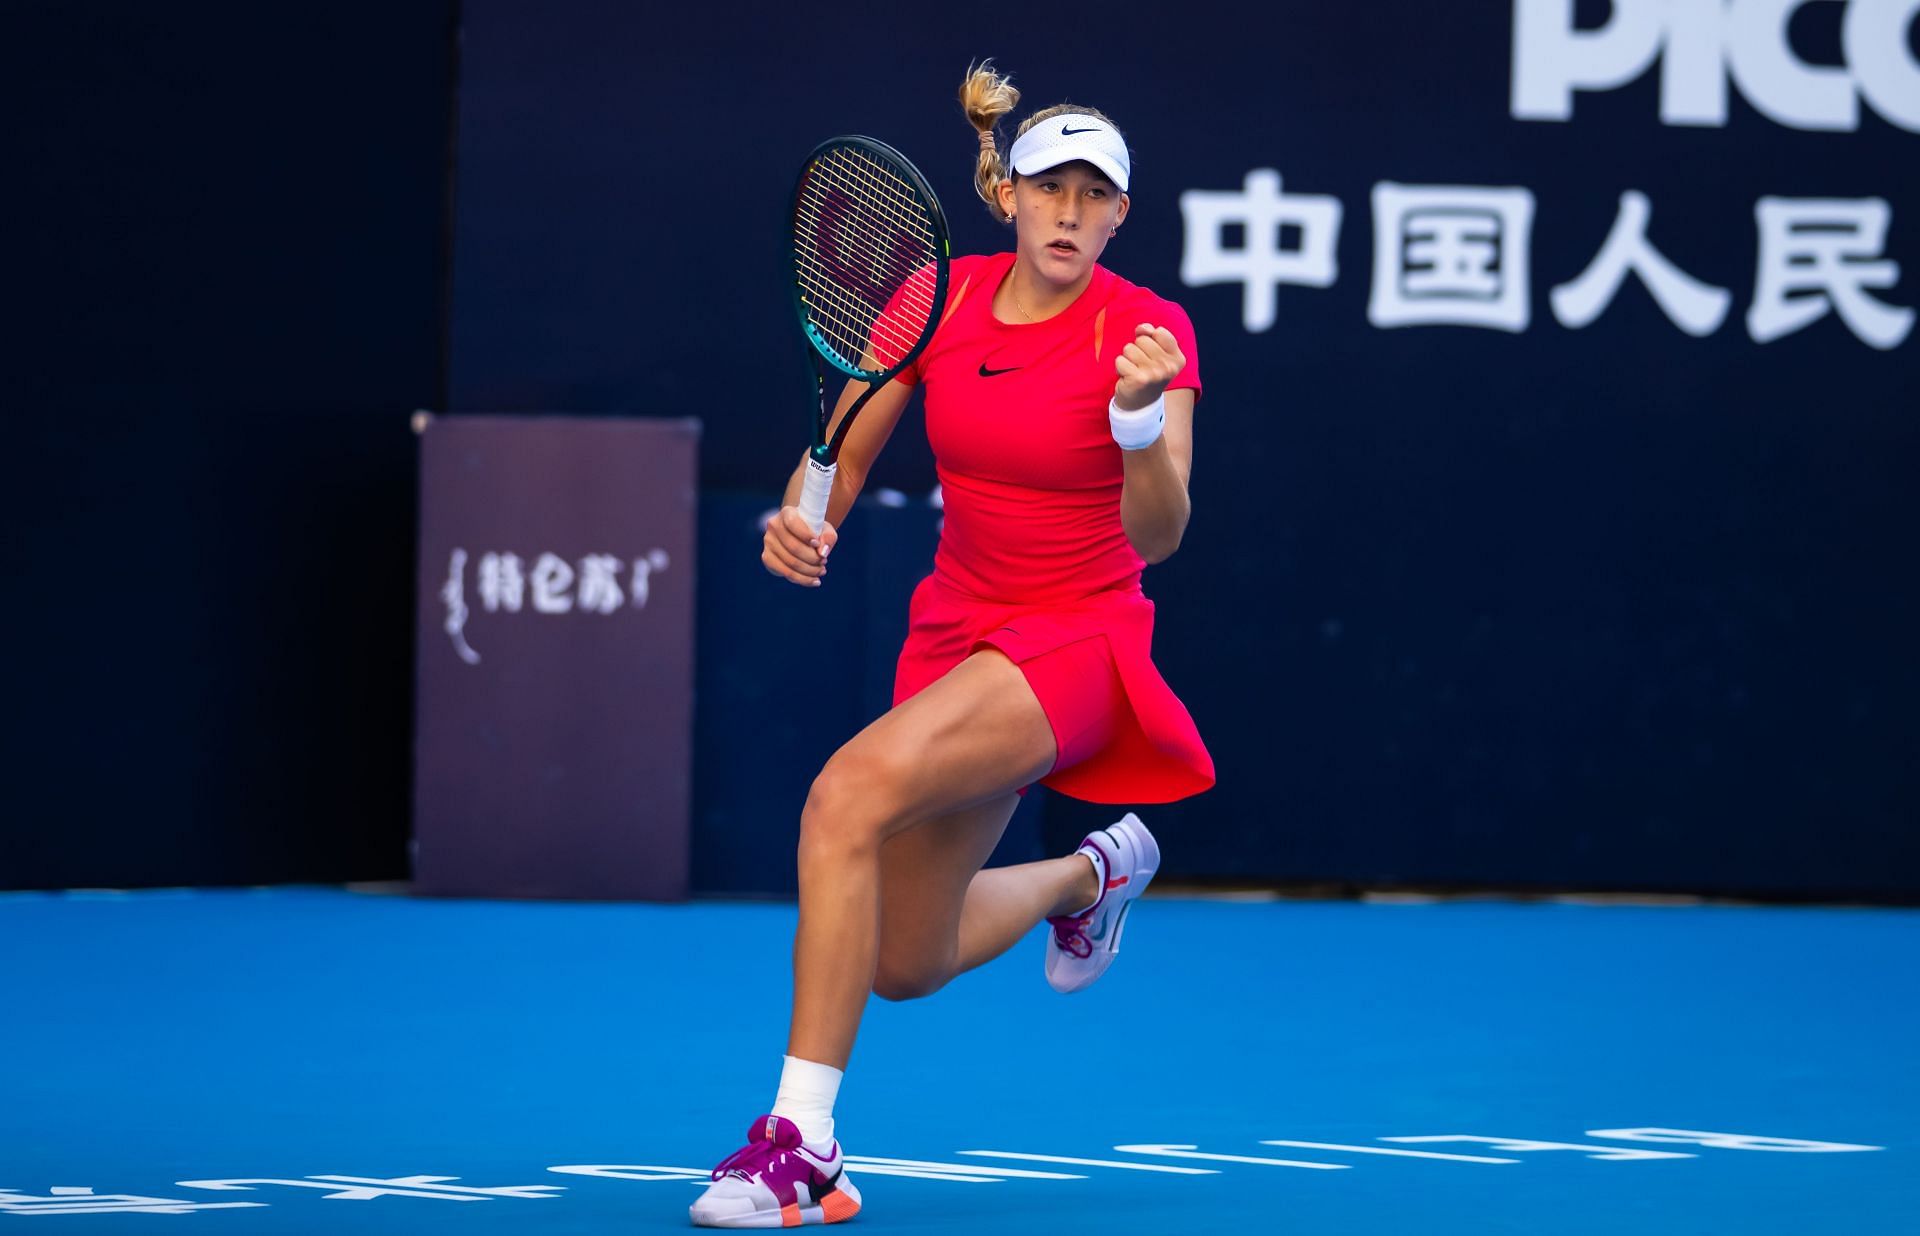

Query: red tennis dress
(889, 252), (1213, 804)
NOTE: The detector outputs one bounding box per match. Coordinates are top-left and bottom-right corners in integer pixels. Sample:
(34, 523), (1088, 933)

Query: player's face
(1001, 162), (1131, 285)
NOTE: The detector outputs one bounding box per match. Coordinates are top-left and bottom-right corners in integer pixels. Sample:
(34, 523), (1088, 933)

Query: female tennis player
(691, 61), (1213, 1227)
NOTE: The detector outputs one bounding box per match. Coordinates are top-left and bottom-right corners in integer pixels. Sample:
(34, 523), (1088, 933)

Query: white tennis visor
(1007, 115), (1130, 192)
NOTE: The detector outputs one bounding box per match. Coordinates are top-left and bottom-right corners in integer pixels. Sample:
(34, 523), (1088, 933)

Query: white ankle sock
(1066, 846), (1108, 917)
(771, 1054), (842, 1149)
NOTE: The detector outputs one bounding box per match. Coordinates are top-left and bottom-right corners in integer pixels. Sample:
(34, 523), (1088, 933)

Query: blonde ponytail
(959, 59), (1020, 220)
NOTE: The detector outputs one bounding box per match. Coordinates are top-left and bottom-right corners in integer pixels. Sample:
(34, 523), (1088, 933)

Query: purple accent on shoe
(1045, 833), (1119, 959)
(1046, 912), (1095, 959)
(708, 1114), (840, 1208)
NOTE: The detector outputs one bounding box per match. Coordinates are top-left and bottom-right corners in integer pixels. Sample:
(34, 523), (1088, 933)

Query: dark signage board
(413, 415), (699, 900)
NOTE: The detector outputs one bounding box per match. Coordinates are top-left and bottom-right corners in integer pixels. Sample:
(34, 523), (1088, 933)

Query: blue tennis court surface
(3, 887), (1913, 1232)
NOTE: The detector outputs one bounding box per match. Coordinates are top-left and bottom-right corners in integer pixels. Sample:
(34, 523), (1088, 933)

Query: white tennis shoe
(689, 1114), (861, 1228)
(1044, 812), (1160, 994)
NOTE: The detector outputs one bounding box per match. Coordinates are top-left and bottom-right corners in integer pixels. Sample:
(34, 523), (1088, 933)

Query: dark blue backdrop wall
(9, 3), (1915, 901)
(8, 2), (454, 889)
(449, 2), (1919, 897)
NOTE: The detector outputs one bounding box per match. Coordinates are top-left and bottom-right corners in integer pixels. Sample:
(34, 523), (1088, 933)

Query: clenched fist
(1113, 323), (1186, 411)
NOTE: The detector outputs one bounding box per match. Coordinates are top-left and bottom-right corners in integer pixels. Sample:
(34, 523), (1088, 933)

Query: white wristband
(1109, 393), (1166, 451)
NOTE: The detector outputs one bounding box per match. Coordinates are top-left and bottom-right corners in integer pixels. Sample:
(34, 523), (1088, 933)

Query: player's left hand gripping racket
(789, 135), (950, 532)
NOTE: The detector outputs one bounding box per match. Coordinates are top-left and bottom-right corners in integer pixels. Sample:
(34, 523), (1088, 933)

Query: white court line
(307, 1176), (563, 1198)
(842, 1165), (996, 1183)
(1261, 1140), (1520, 1164)
(845, 1156), (1082, 1180)
(959, 1151), (1217, 1175)
(1113, 1144), (1349, 1170)
(1382, 1136), (1693, 1161)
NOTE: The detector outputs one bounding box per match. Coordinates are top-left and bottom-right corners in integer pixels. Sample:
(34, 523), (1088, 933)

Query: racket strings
(797, 250), (936, 367)
(790, 196), (932, 319)
(791, 235), (891, 355)
(798, 146), (940, 251)
(792, 265), (901, 359)
(794, 264), (935, 367)
(810, 147), (939, 249)
(793, 147), (940, 372)
(794, 259), (928, 370)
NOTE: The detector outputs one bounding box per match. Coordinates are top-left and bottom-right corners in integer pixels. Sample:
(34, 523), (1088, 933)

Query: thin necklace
(1008, 261), (1037, 321)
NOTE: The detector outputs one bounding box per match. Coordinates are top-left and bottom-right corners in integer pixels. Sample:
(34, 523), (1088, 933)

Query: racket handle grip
(798, 458), (837, 533)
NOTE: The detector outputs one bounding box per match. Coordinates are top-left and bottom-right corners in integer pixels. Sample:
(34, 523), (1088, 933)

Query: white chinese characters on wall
(1370, 184), (1536, 333)
(1551, 192), (1731, 337)
(441, 549), (672, 664)
(1181, 170), (1341, 333)
(1180, 171), (1912, 350)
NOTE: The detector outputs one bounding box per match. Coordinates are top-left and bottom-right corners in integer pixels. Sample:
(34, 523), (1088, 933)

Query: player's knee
(798, 748), (903, 859)
(871, 958), (949, 1003)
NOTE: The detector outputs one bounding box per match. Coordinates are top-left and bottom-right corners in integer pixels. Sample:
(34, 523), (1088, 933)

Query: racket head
(789, 136), (950, 391)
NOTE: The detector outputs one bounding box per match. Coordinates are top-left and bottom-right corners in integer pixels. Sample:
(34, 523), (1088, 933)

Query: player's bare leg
(873, 805), (1101, 999)
(787, 648), (1056, 1068)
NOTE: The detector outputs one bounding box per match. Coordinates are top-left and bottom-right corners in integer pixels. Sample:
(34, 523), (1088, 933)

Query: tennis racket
(789, 135), (950, 532)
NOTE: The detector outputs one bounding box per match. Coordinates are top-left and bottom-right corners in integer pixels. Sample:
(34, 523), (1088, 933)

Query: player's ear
(1113, 192), (1130, 228)
(996, 178), (1016, 220)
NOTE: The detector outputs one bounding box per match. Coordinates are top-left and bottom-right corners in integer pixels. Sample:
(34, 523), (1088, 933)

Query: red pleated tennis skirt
(891, 574), (1215, 804)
